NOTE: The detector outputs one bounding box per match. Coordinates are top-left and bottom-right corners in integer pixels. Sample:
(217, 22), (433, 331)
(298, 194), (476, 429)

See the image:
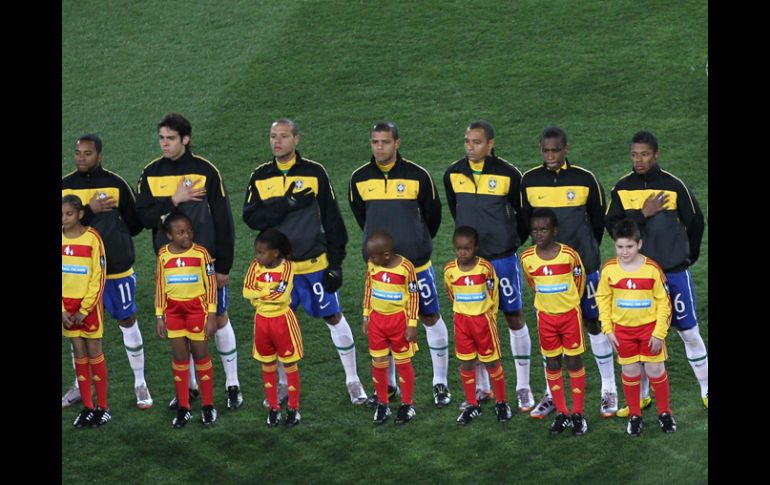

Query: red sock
(89, 353), (108, 409)
(546, 369), (569, 414)
(649, 370), (671, 415)
(262, 362), (279, 409)
(372, 359), (390, 404)
(622, 373), (642, 417)
(285, 363), (300, 409)
(460, 367), (478, 406)
(173, 359), (191, 409)
(194, 356), (214, 406)
(486, 362), (507, 403)
(395, 358), (415, 405)
(567, 367), (586, 415)
(75, 357), (93, 409)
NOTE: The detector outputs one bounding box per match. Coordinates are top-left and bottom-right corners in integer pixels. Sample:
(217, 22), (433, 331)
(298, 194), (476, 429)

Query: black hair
(467, 120), (495, 141)
(62, 194), (85, 212)
(162, 211), (193, 234)
(453, 225), (479, 245)
(272, 118), (299, 136)
(540, 125), (568, 146)
(158, 113), (192, 141)
(612, 219), (642, 242)
(531, 208), (558, 227)
(630, 131), (659, 152)
(371, 121), (399, 140)
(76, 133), (103, 153)
(256, 228), (293, 259)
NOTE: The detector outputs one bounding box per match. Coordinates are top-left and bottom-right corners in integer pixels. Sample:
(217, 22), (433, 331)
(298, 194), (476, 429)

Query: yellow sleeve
(651, 269), (672, 340)
(242, 260), (268, 307)
(405, 263), (419, 327)
(261, 260), (294, 304)
(595, 267), (613, 334)
(362, 264), (372, 318)
(79, 232), (105, 315)
(443, 266), (455, 303)
(200, 249), (218, 314)
(155, 251), (167, 316)
(574, 252), (586, 299)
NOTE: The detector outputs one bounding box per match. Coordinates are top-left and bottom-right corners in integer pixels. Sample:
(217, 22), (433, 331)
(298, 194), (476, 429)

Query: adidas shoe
(458, 389), (495, 411)
(571, 412), (588, 436)
(73, 407), (94, 428)
(456, 404), (482, 425)
(89, 406), (111, 428)
(365, 385), (400, 409)
(627, 415), (643, 437)
(530, 394), (556, 419)
(285, 407), (301, 427)
(658, 412), (677, 433)
(549, 412), (572, 435)
(373, 402), (392, 425)
(262, 383), (289, 409)
(62, 384), (82, 409)
(616, 396), (652, 418)
(266, 408), (283, 427)
(226, 385), (243, 410)
(169, 388), (199, 410)
(173, 407), (192, 429)
(202, 405), (218, 426)
(600, 390), (618, 418)
(495, 401), (513, 422)
(517, 388), (535, 413)
(347, 381), (368, 405)
(433, 383), (451, 408)
(394, 403), (416, 425)
(135, 384), (153, 410)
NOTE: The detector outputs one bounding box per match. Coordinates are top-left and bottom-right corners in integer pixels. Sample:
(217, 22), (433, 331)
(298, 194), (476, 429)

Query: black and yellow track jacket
(62, 165), (143, 277)
(349, 153), (441, 268)
(520, 160), (606, 273)
(135, 149), (235, 274)
(443, 154), (528, 260)
(605, 163), (704, 273)
(242, 150), (347, 271)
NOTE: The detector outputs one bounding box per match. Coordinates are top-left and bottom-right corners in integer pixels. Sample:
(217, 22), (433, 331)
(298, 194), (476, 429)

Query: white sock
(424, 316), (449, 386)
(639, 365), (650, 399)
(70, 345), (78, 388)
(216, 320), (240, 388)
(475, 363), (491, 393)
(510, 326), (531, 390)
(388, 355), (397, 388)
(678, 325), (709, 398)
(327, 315), (361, 384)
(120, 321), (146, 387)
(188, 355), (198, 389)
(588, 331), (617, 393)
(542, 357), (551, 397)
(277, 360), (287, 386)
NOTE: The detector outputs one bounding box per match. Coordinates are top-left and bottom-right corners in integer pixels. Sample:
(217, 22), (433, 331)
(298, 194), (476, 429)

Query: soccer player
(243, 229), (304, 427)
(596, 220), (677, 436)
(242, 118), (367, 406)
(605, 131), (707, 412)
(62, 195), (111, 428)
(445, 226), (513, 425)
(443, 120), (534, 413)
(349, 121), (451, 408)
(520, 209), (589, 436)
(155, 213), (219, 428)
(520, 126), (618, 419)
(362, 231), (419, 425)
(62, 134), (153, 410)
(136, 113), (243, 410)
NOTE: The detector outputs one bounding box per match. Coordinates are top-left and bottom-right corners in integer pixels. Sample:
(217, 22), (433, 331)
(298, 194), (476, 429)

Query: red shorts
(454, 311), (501, 363)
(536, 307), (585, 357)
(253, 310), (303, 364)
(165, 297), (208, 341)
(615, 322), (667, 365)
(62, 297), (103, 339)
(368, 310), (415, 359)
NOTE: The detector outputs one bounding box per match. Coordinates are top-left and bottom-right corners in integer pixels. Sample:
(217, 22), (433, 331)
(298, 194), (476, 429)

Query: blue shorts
(217, 285), (228, 316)
(580, 270), (600, 321)
(290, 270), (342, 318)
(665, 269), (698, 330)
(103, 274), (137, 320)
(490, 253), (523, 313)
(416, 264), (441, 315)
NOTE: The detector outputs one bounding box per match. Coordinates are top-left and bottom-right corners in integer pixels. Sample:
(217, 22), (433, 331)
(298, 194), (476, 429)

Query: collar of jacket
(267, 150), (305, 175)
(457, 154), (500, 177)
(76, 164), (106, 178)
(161, 148), (195, 164)
(368, 151), (405, 172)
(542, 159), (571, 175)
(631, 162), (662, 181)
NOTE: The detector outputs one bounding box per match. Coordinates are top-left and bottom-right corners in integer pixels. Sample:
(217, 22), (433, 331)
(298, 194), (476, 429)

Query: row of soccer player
(62, 115), (707, 432)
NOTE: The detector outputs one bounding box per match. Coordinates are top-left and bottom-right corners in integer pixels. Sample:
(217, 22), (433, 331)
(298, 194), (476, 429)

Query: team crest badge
(97, 192), (108, 200)
(100, 256), (106, 268)
(566, 190), (575, 201)
(408, 281), (418, 293)
(488, 179), (497, 189)
(573, 266), (582, 277)
(277, 281), (287, 293)
(206, 263), (215, 276)
(486, 278), (495, 290)
(295, 179), (304, 189)
(184, 178), (193, 188)
(397, 183), (405, 193)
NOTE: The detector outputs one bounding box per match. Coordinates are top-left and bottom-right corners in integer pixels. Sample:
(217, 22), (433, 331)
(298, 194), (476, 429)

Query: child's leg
(621, 363), (643, 417)
(261, 360), (279, 409)
(70, 337), (93, 409)
(372, 356), (390, 404)
(566, 355), (586, 415)
(459, 360), (478, 406)
(284, 362), (300, 409)
(545, 356), (568, 414)
(170, 338), (192, 409)
(190, 340), (214, 407)
(85, 338), (108, 409)
(646, 362), (671, 415)
(484, 360), (507, 403)
(394, 357), (415, 405)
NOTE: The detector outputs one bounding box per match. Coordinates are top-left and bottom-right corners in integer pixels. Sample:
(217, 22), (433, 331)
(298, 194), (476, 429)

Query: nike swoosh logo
(676, 314), (687, 320)
(507, 297), (518, 304)
(537, 195), (545, 199)
(267, 186), (274, 191)
(367, 188), (375, 192)
(320, 302), (331, 309)
(122, 303), (132, 310)
(160, 185), (167, 189)
(590, 304), (598, 310)
(226, 357), (236, 363)
(423, 298), (434, 305)
(64, 396), (79, 404)
(436, 353), (446, 357)
(130, 354), (142, 358)
(517, 362), (528, 366)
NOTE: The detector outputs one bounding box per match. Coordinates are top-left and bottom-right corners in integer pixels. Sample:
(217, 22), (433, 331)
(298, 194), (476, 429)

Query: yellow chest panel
(146, 175), (208, 197)
(355, 178), (420, 200)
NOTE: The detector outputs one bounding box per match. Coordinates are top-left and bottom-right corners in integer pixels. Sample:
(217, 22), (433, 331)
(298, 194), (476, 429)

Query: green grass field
(62, 1), (707, 483)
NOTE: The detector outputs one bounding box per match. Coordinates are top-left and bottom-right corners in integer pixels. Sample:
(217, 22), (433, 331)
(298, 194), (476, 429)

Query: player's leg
(214, 285), (243, 410)
(454, 314), (482, 425)
(562, 308), (588, 435)
(582, 271), (618, 417)
(390, 313), (416, 425)
(277, 309), (303, 426)
(254, 313), (281, 426)
(417, 265), (450, 406)
(473, 310), (510, 421)
(84, 335), (111, 427)
(68, 336), (95, 427)
(190, 321), (217, 426)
